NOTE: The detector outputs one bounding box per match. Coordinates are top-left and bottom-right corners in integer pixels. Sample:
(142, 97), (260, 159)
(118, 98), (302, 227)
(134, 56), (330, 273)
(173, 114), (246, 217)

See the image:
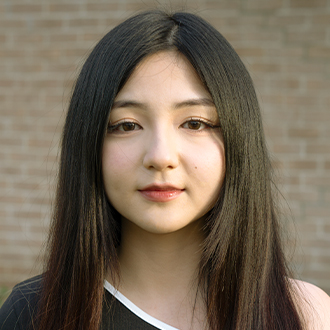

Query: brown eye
(187, 120), (202, 130)
(107, 121), (142, 133)
(121, 122), (136, 131)
(181, 119), (219, 131)
(182, 119), (209, 130)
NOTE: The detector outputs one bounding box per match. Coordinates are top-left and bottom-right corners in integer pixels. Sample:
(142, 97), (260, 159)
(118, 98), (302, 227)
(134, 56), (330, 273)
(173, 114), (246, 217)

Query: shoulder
(4, 274), (43, 307)
(0, 275), (43, 330)
(290, 279), (330, 330)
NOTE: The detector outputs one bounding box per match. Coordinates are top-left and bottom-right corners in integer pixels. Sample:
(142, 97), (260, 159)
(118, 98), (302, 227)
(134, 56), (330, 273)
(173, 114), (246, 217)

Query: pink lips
(138, 184), (184, 202)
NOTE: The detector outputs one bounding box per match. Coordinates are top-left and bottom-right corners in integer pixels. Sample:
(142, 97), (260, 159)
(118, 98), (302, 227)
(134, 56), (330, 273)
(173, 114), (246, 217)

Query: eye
(120, 122), (138, 131)
(181, 119), (217, 131)
(107, 121), (142, 133)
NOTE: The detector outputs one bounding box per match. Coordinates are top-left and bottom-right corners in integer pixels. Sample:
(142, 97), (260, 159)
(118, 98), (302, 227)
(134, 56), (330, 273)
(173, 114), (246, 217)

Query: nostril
(142, 140), (179, 171)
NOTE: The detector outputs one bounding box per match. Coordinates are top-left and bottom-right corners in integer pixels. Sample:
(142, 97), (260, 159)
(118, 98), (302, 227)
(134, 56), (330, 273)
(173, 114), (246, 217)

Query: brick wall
(1, 0), (330, 294)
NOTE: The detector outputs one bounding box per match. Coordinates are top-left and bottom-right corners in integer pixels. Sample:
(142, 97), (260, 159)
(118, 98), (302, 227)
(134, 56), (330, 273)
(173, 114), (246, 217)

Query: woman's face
(102, 51), (225, 235)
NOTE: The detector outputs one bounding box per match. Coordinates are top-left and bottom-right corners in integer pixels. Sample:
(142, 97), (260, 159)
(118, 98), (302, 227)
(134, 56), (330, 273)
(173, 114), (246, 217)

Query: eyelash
(107, 120), (142, 133)
(107, 118), (219, 133)
(181, 118), (219, 130)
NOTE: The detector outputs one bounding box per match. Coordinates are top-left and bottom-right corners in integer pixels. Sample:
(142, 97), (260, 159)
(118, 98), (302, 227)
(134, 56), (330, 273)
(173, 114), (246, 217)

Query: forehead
(115, 51), (212, 103)
(133, 51), (194, 79)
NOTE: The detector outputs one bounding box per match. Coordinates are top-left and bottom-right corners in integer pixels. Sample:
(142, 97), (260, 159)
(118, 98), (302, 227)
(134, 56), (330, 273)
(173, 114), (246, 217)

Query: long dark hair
(37, 10), (304, 330)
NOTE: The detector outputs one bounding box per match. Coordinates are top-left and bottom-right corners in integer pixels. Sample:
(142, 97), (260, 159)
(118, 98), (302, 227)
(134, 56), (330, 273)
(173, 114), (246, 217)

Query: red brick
(104, 18), (124, 28)
(307, 79), (330, 91)
(281, 62), (324, 74)
(280, 176), (300, 185)
(235, 47), (264, 57)
(312, 14), (330, 24)
(29, 196), (52, 206)
(0, 20), (25, 28)
(49, 4), (80, 12)
(0, 195), (24, 204)
(27, 138), (53, 148)
(242, 0), (283, 10)
(265, 47), (304, 58)
(0, 109), (26, 117)
(288, 161), (317, 170)
(298, 110), (330, 122)
(0, 225), (23, 233)
(125, 2), (163, 11)
(271, 160), (284, 169)
(270, 78), (300, 89)
(68, 19), (99, 28)
(13, 182), (40, 190)
(241, 31), (282, 42)
(0, 138), (22, 146)
(268, 15), (307, 27)
(0, 80), (15, 87)
(288, 128), (319, 138)
(13, 65), (43, 73)
(296, 222), (318, 233)
(286, 96), (319, 106)
(12, 211), (44, 220)
(83, 33), (104, 41)
(65, 48), (90, 57)
(12, 5), (43, 13)
(302, 270), (330, 282)
(32, 49), (62, 59)
(49, 34), (77, 42)
(306, 145), (330, 154)
(30, 80), (60, 88)
(290, 0), (326, 8)
(34, 20), (63, 28)
(14, 34), (43, 43)
(86, 3), (119, 11)
(308, 47), (330, 59)
(287, 191), (318, 202)
(305, 207), (330, 217)
(25, 109), (61, 119)
(305, 176), (330, 186)
(27, 168), (52, 177)
(286, 30), (326, 43)
(0, 167), (21, 175)
(9, 151), (38, 162)
(323, 224), (330, 233)
(272, 144), (301, 154)
(264, 126), (286, 137)
(47, 64), (76, 72)
(250, 63), (281, 72)
(0, 50), (26, 58)
(204, 0), (241, 10)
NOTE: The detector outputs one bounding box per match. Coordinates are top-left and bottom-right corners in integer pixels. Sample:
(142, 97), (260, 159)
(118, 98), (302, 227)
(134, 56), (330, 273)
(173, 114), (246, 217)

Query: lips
(138, 184), (184, 202)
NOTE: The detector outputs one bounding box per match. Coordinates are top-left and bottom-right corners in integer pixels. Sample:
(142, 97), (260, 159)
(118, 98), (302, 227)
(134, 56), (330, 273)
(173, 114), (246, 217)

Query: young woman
(1, 9), (330, 330)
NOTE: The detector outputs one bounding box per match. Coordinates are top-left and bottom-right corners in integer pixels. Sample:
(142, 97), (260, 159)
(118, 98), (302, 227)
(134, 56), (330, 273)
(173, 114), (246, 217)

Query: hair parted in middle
(38, 9), (304, 330)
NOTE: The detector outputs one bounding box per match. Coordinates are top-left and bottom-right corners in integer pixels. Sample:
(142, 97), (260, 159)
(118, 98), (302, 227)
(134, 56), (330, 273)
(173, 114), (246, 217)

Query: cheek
(102, 142), (138, 199)
(102, 141), (140, 178)
(188, 139), (225, 185)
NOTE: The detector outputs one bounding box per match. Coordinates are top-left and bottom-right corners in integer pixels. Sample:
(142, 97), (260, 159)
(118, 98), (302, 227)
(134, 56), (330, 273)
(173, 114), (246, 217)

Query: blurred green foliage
(0, 286), (11, 307)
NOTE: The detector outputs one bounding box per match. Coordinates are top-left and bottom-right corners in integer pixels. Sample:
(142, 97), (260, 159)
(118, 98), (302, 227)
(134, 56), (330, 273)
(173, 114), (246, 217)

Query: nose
(142, 128), (180, 171)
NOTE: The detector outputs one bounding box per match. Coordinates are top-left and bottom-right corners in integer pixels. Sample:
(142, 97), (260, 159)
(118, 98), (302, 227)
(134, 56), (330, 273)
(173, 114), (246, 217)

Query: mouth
(138, 184), (184, 202)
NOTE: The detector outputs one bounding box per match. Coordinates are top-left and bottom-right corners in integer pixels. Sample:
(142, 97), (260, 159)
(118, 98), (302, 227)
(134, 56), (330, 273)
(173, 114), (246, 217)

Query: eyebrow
(111, 98), (215, 110)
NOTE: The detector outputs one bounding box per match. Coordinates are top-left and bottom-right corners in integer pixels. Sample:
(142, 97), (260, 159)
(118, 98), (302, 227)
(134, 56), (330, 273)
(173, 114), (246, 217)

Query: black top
(0, 276), (164, 330)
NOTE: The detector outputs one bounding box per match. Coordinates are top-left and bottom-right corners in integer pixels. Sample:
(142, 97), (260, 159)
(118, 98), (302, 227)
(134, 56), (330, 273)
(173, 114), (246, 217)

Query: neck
(107, 218), (207, 330)
(117, 218), (205, 299)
